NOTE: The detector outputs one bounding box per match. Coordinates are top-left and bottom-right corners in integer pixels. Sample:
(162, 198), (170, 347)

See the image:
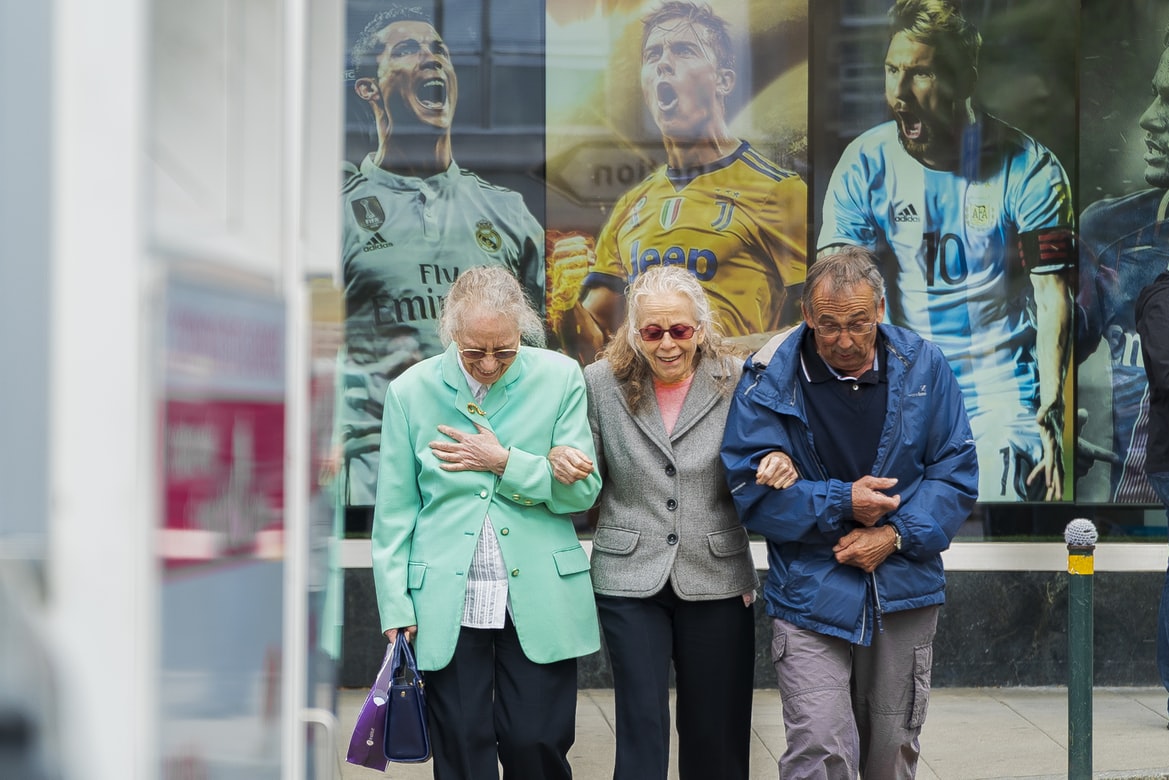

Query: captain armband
(1017, 229), (1074, 274)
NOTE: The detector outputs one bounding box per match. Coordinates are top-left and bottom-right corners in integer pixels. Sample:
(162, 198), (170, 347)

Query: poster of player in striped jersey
(814, 0), (1077, 504)
(1076, 1), (1169, 505)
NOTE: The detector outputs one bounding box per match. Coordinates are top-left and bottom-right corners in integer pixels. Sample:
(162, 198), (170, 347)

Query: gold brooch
(467, 402), (485, 416)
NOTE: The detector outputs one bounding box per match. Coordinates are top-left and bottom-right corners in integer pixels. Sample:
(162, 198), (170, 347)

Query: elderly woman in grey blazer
(552, 265), (796, 780)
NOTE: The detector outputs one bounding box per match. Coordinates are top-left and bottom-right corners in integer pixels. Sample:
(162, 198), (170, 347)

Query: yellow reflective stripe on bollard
(1067, 554), (1094, 575)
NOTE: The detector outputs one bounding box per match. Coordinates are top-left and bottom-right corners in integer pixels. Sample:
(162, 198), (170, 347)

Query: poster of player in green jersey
(337, 0), (547, 529)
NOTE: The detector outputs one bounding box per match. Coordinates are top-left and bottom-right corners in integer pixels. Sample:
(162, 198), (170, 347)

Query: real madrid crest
(475, 219), (503, 253)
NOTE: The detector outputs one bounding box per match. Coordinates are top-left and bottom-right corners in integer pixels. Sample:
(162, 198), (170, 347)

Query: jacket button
(666, 498), (677, 511)
(511, 568), (520, 577)
(479, 490), (488, 499)
(500, 528), (509, 535)
(666, 533), (678, 545)
(665, 464), (676, 476)
(512, 493), (521, 500)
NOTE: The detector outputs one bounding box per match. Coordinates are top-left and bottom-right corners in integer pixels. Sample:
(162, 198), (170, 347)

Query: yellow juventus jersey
(588, 141), (807, 336)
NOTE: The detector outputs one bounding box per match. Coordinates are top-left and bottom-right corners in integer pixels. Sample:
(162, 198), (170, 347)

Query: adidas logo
(362, 232), (393, 252)
(894, 204), (920, 223)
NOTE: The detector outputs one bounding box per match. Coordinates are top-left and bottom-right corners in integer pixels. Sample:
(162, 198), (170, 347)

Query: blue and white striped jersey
(819, 115), (1074, 500)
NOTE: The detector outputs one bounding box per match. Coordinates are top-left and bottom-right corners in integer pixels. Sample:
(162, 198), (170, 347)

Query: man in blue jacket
(721, 246), (978, 778)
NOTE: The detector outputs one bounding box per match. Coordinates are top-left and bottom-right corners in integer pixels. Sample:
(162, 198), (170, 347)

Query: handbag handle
(389, 633), (423, 686)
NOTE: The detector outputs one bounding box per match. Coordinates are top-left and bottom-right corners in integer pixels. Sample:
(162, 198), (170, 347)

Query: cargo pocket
(907, 643), (933, 729)
(407, 562), (427, 591)
(770, 622), (788, 665)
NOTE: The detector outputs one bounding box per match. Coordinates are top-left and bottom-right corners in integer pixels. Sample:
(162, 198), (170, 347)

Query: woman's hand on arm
(548, 445), (595, 485)
(755, 450), (798, 489)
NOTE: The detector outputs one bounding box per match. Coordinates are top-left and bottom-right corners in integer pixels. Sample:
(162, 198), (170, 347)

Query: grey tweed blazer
(584, 355), (759, 600)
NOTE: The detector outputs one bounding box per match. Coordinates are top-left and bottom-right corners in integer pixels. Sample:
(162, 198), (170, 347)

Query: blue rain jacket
(720, 324), (978, 645)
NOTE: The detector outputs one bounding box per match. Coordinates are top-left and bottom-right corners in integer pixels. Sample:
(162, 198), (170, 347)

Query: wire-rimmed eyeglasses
(814, 321), (877, 339)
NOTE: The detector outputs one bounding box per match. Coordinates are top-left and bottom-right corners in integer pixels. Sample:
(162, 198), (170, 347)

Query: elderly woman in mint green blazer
(372, 265), (601, 780)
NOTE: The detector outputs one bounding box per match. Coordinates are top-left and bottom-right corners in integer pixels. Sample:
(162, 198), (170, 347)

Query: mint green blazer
(372, 344), (602, 670)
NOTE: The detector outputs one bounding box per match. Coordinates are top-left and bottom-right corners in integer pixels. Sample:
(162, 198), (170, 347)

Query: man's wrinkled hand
(851, 475), (900, 526)
(833, 526), (897, 572)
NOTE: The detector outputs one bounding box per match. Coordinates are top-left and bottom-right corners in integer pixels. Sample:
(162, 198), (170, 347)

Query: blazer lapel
(668, 358), (730, 441)
(613, 382), (674, 457)
(441, 346), (490, 427)
(481, 349), (525, 420)
(440, 344), (527, 430)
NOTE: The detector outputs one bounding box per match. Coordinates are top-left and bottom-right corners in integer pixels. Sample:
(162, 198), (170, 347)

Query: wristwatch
(891, 527), (902, 551)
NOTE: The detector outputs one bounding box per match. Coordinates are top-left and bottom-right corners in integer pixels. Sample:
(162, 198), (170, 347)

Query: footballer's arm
(1028, 266), (1073, 501)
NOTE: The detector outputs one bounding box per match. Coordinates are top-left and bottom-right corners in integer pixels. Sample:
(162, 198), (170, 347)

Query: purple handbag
(345, 641), (397, 770)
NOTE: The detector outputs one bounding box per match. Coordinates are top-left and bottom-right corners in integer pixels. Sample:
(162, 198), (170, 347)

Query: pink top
(654, 373), (695, 435)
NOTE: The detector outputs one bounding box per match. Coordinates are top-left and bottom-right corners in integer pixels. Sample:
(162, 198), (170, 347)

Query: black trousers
(597, 587), (756, 780)
(425, 615), (578, 780)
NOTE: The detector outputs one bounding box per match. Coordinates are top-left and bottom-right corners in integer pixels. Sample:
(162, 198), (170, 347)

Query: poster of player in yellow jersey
(545, 1), (810, 364)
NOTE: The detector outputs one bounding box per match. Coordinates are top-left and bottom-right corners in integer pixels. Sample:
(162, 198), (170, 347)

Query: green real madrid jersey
(586, 141), (807, 336)
(339, 156), (544, 505)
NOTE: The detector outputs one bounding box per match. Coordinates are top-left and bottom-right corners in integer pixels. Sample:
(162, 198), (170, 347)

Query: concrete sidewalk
(335, 686), (1169, 779)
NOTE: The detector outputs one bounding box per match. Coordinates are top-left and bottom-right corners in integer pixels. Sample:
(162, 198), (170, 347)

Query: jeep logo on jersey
(629, 239), (718, 281)
(352, 197), (385, 231)
(475, 220), (503, 253)
(659, 197), (684, 229)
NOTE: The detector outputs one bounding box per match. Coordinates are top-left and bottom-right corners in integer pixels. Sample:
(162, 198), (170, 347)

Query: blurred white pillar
(47, 1), (157, 780)
(0, 0), (52, 561)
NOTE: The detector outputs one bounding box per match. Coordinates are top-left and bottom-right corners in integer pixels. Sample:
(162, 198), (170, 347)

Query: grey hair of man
(352, 5), (434, 81)
(641, 1), (735, 71)
(889, 0), (981, 79)
(438, 265), (547, 348)
(803, 246), (887, 318)
(604, 265), (735, 408)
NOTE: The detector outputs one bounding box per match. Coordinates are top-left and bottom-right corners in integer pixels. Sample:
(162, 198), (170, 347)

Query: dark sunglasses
(637, 324), (696, 342)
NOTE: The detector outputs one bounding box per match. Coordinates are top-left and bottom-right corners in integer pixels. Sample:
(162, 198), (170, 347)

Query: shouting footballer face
(362, 20), (458, 135)
(884, 30), (970, 168)
(640, 17), (734, 143)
